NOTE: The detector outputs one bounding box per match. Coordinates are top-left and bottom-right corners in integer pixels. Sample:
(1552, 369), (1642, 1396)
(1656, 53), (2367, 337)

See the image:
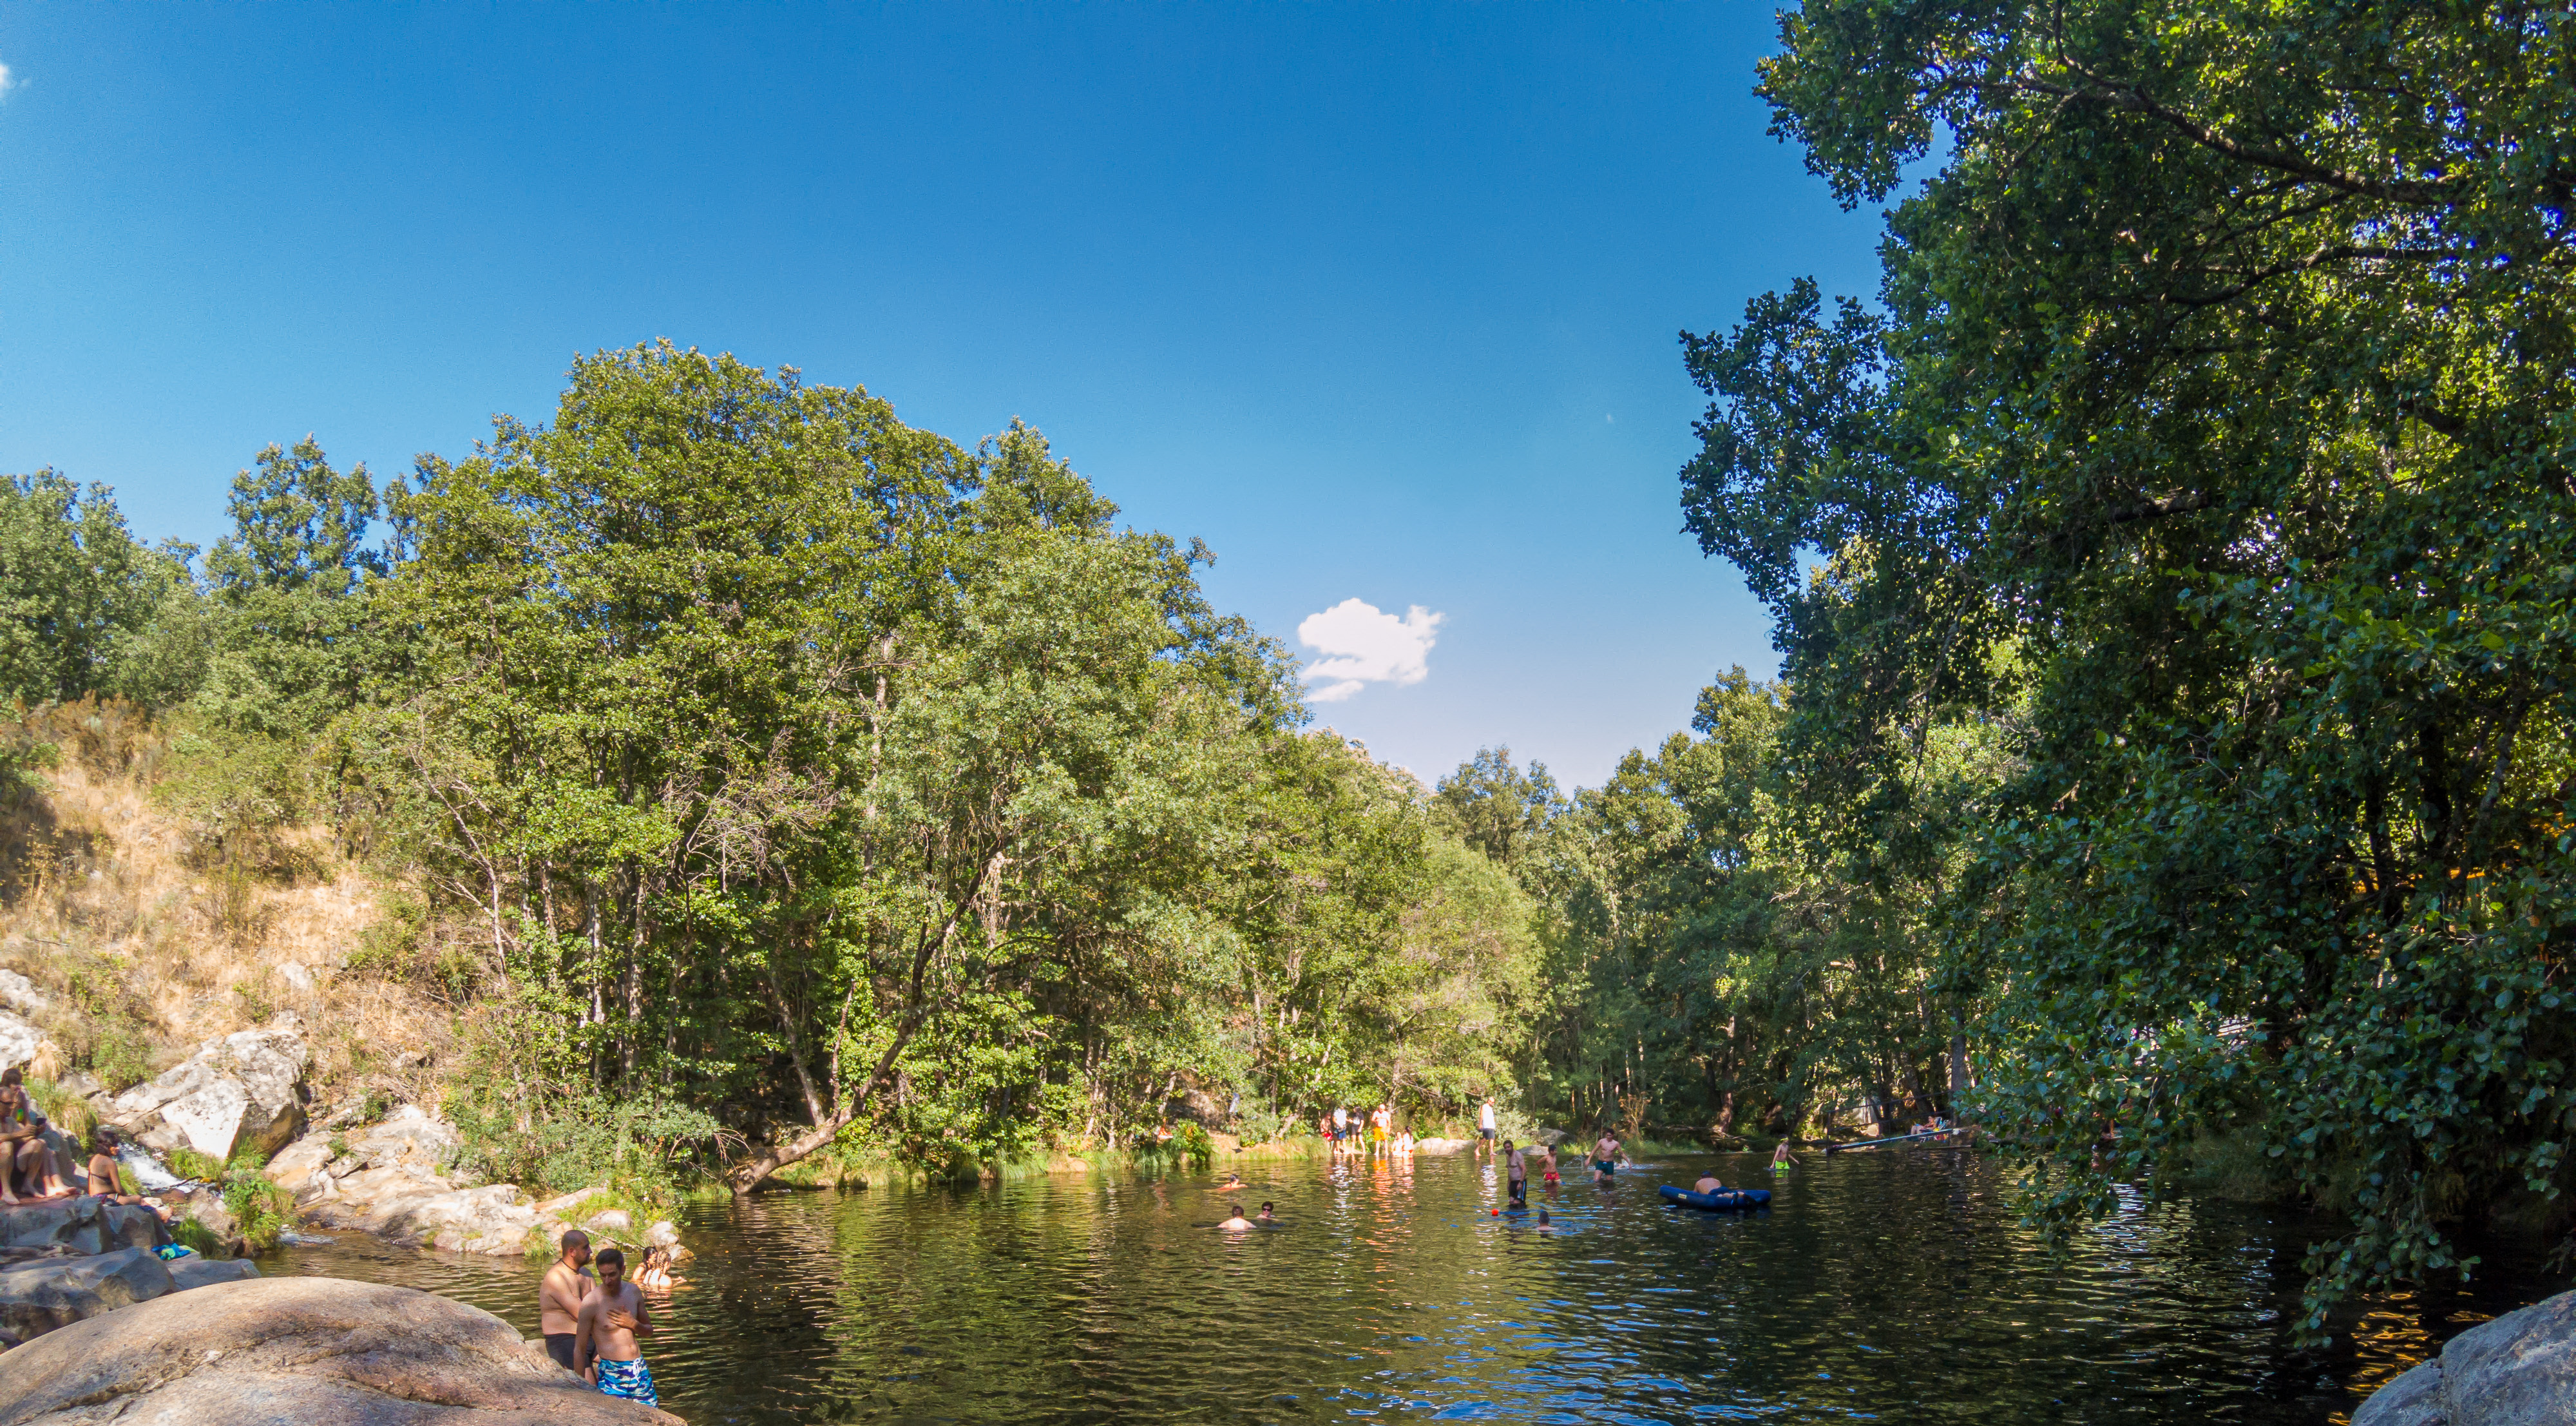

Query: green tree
(0, 470), (188, 705)
(1685, 0), (2576, 1333)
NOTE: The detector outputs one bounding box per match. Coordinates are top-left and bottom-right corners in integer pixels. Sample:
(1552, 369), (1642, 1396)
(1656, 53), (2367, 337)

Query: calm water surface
(256, 1148), (2558, 1425)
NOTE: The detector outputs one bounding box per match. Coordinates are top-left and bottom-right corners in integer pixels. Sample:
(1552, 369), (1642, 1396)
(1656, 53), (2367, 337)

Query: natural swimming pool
(256, 1147), (2557, 1424)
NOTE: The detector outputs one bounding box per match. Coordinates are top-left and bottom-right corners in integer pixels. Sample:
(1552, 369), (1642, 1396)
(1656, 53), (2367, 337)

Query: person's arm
(575, 1299), (596, 1379)
(631, 1289), (654, 1338)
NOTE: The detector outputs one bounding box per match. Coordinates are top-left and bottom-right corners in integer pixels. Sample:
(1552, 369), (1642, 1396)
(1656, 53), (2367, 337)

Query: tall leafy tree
(0, 471), (186, 706)
(1685, 0), (2576, 1332)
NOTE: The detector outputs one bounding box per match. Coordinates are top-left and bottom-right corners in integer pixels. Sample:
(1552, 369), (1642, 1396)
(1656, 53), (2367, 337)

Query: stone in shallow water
(0, 1276), (683, 1424)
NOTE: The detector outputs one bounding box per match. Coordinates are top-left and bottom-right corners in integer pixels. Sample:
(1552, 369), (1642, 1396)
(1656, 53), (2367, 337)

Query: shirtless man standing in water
(539, 1230), (596, 1372)
(577, 1248), (659, 1405)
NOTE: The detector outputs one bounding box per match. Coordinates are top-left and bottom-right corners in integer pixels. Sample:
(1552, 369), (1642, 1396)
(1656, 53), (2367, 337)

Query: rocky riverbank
(0, 1275), (680, 1424)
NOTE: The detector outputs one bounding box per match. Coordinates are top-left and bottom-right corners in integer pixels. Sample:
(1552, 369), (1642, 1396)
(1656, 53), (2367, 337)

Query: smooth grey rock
(106, 1014), (308, 1162)
(2351, 1359), (2445, 1426)
(2353, 1286), (2576, 1426)
(167, 1255), (261, 1291)
(2443, 1290), (2576, 1426)
(0, 1199), (168, 1256)
(0, 1245), (173, 1343)
(584, 1208), (634, 1234)
(0, 1276), (683, 1424)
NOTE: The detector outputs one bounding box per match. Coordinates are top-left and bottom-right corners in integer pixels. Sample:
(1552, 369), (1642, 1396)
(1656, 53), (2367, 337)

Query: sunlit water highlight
(257, 1149), (2557, 1424)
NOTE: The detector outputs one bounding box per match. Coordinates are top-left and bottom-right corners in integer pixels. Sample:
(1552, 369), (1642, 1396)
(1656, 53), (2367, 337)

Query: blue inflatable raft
(1659, 1184), (1771, 1212)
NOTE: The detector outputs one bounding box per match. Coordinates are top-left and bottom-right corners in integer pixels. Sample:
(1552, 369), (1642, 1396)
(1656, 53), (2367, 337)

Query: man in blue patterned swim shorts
(576, 1247), (660, 1407)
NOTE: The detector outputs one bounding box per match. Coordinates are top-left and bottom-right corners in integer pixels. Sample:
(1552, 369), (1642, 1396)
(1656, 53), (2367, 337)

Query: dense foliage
(2, 344), (1538, 1193)
(1662, 0), (2576, 1334)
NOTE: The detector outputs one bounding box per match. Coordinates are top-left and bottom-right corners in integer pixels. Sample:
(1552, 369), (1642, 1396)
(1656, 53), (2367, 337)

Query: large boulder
(2354, 1287), (2576, 1426)
(0, 1246), (173, 1345)
(0, 1199), (167, 1256)
(272, 1108), (659, 1258)
(107, 1013), (309, 1162)
(0, 1276), (683, 1424)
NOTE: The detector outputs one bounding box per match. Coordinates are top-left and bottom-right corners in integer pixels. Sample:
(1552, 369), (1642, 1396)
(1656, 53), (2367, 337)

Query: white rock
(0, 1009), (44, 1077)
(0, 968), (48, 1017)
(109, 1017), (309, 1164)
(644, 1220), (680, 1249)
(276, 962), (315, 994)
(583, 1209), (634, 1234)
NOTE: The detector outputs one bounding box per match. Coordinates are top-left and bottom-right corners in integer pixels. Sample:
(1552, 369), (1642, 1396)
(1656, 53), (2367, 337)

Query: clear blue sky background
(0, 4), (1884, 789)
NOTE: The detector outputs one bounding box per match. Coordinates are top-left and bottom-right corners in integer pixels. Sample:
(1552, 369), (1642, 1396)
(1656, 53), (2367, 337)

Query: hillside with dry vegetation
(2, 699), (453, 1112)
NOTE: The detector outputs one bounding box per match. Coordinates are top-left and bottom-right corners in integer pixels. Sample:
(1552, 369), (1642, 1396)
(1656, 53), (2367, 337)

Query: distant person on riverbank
(540, 1229), (597, 1371)
(1503, 1140), (1527, 1200)
(1370, 1103), (1392, 1147)
(1331, 1106), (1350, 1151)
(578, 1248), (658, 1405)
(1219, 1203), (1253, 1231)
(1591, 1133), (1621, 1184)
(1393, 1129), (1414, 1156)
(1478, 1098), (1497, 1153)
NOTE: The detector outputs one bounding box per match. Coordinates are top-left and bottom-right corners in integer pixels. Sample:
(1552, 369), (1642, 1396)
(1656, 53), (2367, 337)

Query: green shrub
(167, 1147), (225, 1182)
(171, 1218), (227, 1258)
(222, 1168), (293, 1252)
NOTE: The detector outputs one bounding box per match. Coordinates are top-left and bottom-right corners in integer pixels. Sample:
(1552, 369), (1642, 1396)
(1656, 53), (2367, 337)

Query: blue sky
(0, 5), (1884, 788)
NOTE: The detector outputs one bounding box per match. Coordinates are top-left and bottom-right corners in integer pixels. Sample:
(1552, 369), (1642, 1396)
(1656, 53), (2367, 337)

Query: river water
(254, 1147), (2557, 1425)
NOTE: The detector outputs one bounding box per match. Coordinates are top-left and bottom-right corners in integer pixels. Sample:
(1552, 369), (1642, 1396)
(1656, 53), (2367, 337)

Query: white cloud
(0, 64), (14, 99)
(1297, 598), (1444, 703)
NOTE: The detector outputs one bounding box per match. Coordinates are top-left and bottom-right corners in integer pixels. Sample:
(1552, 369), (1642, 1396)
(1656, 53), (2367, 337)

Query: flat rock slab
(0, 1246), (172, 1344)
(0, 1199), (168, 1257)
(0, 1275), (684, 1425)
(168, 1255), (262, 1291)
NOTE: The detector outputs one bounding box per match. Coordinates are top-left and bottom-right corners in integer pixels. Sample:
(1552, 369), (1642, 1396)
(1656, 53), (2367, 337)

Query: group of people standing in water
(537, 1229), (687, 1407)
(1319, 1102), (1417, 1156)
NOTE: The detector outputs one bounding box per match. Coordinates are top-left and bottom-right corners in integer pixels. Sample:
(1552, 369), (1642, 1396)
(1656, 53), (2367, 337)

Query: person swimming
(1535, 1209), (1554, 1232)
(1219, 1203), (1254, 1231)
(1214, 1171), (1248, 1191)
(1256, 1201), (1277, 1220)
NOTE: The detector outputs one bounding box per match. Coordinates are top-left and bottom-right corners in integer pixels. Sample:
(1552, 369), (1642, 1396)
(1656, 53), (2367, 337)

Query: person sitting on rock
(81, 1127), (166, 1219)
(0, 1068), (72, 1203)
(576, 1247), (659, 1405)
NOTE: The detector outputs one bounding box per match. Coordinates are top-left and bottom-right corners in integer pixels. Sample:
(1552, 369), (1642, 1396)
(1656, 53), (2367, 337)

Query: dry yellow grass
(1, 704), (454, 1106)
